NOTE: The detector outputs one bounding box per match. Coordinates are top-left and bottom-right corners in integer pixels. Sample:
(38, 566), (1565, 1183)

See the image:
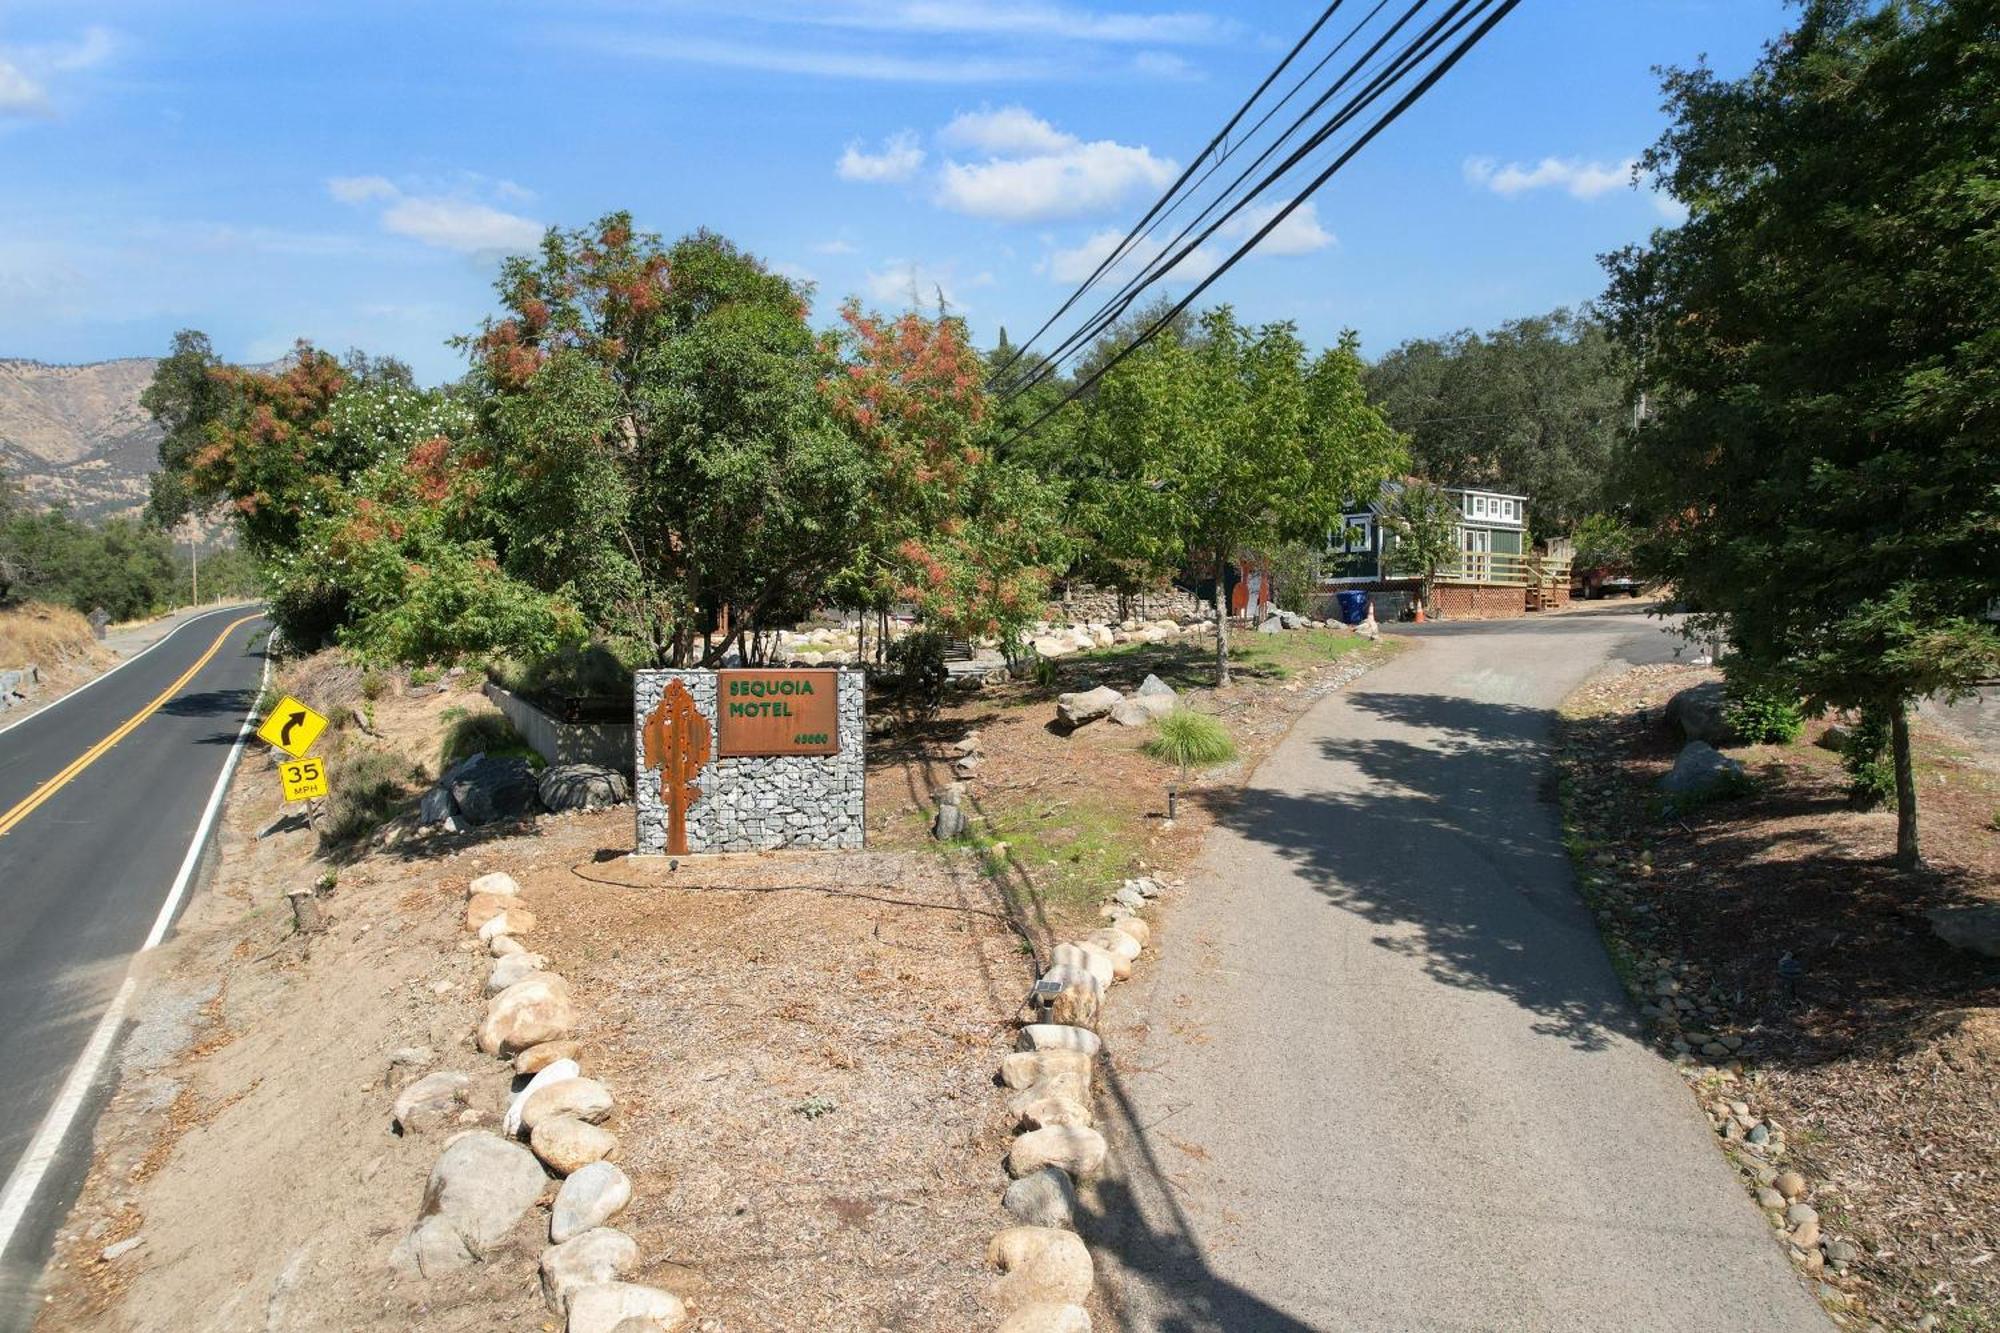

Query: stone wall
(633, 669), (866, 855)
(1045, 582), (1205, 625)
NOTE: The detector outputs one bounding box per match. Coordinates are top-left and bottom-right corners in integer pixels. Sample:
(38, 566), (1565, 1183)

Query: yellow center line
(0, 613), (262, 840)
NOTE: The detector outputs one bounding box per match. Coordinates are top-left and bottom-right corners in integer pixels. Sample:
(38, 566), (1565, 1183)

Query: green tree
(1089, 308), (1404, 684)
(0, 509), (178, 619)
(1603, 0), (2000, 867)
(1365, 308), (1628, 534)
(140, 330), (232, 530)
(1380, 480), (1462, 615)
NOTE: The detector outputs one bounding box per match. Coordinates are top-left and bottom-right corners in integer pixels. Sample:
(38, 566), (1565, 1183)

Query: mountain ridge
(0, 356), (164, 519)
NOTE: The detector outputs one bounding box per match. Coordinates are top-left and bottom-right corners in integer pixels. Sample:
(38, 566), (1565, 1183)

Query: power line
(1002, 0), (1465, 401)
(996, 0), (1524, 452)
(988, 2), (1352, 392)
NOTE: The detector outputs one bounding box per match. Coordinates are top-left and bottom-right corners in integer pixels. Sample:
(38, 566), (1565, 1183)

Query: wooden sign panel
(717, 670), (840, 757)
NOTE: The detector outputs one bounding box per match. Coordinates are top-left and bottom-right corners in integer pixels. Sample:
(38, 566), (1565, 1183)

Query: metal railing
(1384, 552), (1572, 588)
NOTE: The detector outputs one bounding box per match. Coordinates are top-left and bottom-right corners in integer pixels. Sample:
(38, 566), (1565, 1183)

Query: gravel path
(1090, 605), (1831, 1332)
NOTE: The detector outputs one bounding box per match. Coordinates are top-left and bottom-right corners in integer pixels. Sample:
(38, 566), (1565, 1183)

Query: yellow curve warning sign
(256, 695), (329, 759)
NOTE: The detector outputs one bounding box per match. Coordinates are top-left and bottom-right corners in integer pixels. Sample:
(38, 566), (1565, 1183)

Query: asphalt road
(1092, 605), (1830, 1332)
(0, 605), (268, 1320)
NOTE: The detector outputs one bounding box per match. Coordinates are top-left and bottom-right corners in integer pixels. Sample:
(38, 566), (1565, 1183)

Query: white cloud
(1218, 199), (1335, 256)
(327, 175), (399, 205)
(1040, 228), (1215, 286)
(381, 198), (543, 255)
(812, 238), (858, 255)
(1653, 192), (1690, 224)
(940, 106), (1076, 156)
(937, 117), (1176, 222)
(1464, 156), (1635, 201)
(838, 131), (926, 183)
(0, 59), (46, 115)
(0, 25), (117, 118)
(328, 176), (543, 256)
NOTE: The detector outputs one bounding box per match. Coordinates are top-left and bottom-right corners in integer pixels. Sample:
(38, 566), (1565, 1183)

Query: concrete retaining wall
(483, 683), (632, 769)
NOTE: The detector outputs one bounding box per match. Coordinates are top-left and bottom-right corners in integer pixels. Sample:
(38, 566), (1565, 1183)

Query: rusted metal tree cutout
(642, 680), (711, 856)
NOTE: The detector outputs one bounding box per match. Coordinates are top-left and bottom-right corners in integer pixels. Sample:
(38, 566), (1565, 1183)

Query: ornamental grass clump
(1144, 708), (1237, 770)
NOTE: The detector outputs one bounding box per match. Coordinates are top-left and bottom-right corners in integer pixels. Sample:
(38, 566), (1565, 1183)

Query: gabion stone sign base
(633, 669), (865, 855)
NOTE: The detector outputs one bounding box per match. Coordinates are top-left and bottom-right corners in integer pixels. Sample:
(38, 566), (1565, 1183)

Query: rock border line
(384, 870), (689, 1333)
(980, 874), (1164, 1333)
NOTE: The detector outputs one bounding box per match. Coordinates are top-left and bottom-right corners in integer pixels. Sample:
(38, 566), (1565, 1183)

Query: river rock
(504, 1059), (582, 1136)
(389, 1131), (546, 1277)
(539, 1227), (640, 1313)
(1016, 1092), (1093, 1131)
(1007, 1072), (1088, 1122)
(1008, 1126), (1107, 1179)
(540, 764), (631, 814)
(521, 1077), (615, 1132)
(998, 1304), (1092, 1333)
(1776, 1171), (1807, 1200)
(479, 907), (538, 943)
(466, 892), (518, 931)
(1055, 687), (1122, 729)
(1112, 886), (1146, 911)
(1003, 1167), (1078, 1229)
(516, 1040), (582, 1075)
(1107, 916), (1150, 948)
(490, 933), (528, 958)
(1665, 681), (1734, 745)
(1659, 741), (1746, 796)
(1017, 1025), (1101, 1058)
(1928, 905), (2000, 959)
(488, 952), (550, 995)
(989, 1226), (1094, 1307)
(450, 754), (542, 827)
(469, 871), (521, 898)
(532, 1117), (619, 1175)
(1047, 970), (1102, 1031)
(1051, 943), (1116, 989)
(1082, 929), (1142, 962)
(1137, 674), (1175, 699)
(552, 1161), (633, 1243)
(478, 973), (575, 1056)
(1001, 1049), (1094, 1091)
(393, 1071), (471, 1134)
(933, 803), (968, 840)
(565, 1282), (688, 1333)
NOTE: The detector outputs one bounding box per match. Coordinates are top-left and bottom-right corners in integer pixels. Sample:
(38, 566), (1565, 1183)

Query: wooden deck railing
(1384, 552), (1573, 588)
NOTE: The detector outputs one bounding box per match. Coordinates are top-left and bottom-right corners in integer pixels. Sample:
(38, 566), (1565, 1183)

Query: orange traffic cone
(1413, 603), (1427, 624)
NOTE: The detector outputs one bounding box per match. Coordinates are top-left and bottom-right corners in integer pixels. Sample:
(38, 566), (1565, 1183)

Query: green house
(1330, 482), (1530, 585)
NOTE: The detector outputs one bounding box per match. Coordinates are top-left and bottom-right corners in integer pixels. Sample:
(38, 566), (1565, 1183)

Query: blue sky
(0, 0), (1792, 383)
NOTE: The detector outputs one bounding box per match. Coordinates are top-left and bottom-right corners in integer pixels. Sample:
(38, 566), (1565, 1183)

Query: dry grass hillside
(0, 357), (163, 517)
(0, 602), (96, 670)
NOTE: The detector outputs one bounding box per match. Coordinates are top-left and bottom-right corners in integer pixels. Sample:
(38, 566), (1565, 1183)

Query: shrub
(359, 667), (390, 701)
(1841, 706), (1896, 811)
(1723, 680), (1805, 745)
(1144, 708), (1238, 769)
(440, 710), (536, 769)
(883, 627), (950, 726)
(319, 749), (413, 846)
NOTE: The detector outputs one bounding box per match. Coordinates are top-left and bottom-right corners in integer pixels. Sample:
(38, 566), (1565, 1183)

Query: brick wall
(1432, 582), (1528, 620)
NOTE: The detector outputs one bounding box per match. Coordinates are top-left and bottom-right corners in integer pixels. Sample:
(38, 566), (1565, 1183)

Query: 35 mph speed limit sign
(280, 757), (329, 803)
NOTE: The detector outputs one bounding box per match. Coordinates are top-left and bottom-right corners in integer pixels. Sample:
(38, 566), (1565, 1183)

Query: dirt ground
(1558, 664), (2000, 1332)
(33, 625), (1396, 1332)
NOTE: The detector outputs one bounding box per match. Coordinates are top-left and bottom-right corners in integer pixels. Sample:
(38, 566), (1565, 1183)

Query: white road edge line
(0, 644), (270, 1258)
(0, 603), (256, 742)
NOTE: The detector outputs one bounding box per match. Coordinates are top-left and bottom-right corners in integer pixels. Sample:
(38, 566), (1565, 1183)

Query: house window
(1501, 499), (1515, 521)
(1473, 495), (1488, 517)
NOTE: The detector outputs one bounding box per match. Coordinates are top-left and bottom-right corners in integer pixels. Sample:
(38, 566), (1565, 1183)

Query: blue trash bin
(1336, 590), (1371, 625)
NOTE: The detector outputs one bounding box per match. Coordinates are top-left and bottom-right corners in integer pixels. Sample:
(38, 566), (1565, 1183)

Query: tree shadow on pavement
(1084, 1057), (1325, 1333)
(1192, 689), (1642, 1054)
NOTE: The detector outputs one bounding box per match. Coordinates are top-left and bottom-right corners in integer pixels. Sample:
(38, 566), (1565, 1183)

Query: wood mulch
(1559, 663), (2000, 1332)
